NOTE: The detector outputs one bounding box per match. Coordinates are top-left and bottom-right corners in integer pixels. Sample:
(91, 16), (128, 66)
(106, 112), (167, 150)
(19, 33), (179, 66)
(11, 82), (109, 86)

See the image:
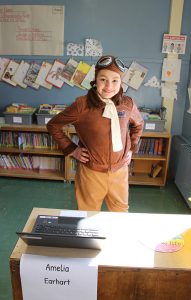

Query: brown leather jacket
(47, 92), (144, 172)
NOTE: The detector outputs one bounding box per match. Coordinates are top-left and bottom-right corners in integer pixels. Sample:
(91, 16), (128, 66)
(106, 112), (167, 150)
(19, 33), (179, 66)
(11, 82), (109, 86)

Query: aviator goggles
(95, 56), (126, 73)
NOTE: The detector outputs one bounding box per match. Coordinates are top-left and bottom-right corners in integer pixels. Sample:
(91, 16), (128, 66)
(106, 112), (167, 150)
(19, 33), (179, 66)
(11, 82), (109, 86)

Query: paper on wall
(0, 6), (64, 56)
(0, 57), (10, 79)
(162, 34), (187, 54)
(161, 82), (177, 100)
(12, 60), (30, 88)
(85, 39), (103, 57)
(1, 60), (19, 86)
(122, 61), (148, 90)
(144, 76), (161, 88)
(35, 61), (53, 90)
(161, 58), (181, 83)
(81, 64), (95, 90)
(66, 43), (84, 56)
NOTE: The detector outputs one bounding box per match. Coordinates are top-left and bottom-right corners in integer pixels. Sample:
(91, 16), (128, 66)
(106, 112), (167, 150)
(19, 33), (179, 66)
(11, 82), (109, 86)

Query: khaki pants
(75, 163), (129, 212)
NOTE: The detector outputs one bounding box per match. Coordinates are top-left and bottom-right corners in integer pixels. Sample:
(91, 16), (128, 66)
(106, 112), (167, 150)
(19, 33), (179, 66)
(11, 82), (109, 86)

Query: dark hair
(87, 86), (123, 108)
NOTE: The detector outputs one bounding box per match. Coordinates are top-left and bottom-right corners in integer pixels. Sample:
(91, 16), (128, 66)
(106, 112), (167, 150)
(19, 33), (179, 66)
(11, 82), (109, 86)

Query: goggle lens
(97, 56), (112, 67)
(96, 56), (126, 72)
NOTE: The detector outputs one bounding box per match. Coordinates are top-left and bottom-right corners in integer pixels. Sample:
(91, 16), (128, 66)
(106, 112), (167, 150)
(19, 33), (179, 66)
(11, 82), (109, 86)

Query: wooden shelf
(0, 168), (65, 181)
(130, 131), (171, 186)
(0, 124), (48, 133)
(0, 124), (66, 181)
(129, 173), (165, 186)
(0, 124), (171, 185)
(0, 147), (63, 156)
(132, 154), (167, 161)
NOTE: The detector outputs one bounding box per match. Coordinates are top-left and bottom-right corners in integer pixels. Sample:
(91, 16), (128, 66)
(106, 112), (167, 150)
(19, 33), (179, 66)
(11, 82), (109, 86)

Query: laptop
(16, 215), (106, 250)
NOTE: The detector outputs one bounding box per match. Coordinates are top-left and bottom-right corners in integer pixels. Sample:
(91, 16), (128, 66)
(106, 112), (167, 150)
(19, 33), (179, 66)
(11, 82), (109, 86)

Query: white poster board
(0, 5), (64, 55)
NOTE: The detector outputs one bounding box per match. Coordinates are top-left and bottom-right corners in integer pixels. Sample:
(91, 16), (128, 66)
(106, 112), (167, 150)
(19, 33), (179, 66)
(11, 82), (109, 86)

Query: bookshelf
(0, 124), (66, 181)
(0, 124), (171, 186)
(129, 131), (171, 186)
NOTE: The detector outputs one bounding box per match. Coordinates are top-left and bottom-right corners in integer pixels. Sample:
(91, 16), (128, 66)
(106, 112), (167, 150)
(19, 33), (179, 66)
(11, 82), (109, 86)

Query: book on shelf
(134, 138), (142, 154)
(129, 159), (134, 177)
(157, 138), (163, 155)
(150, 163), (163, 178)
(137, 138), (164, 156)
(148, 138), (155, 155)
(154, 139), (159, 155)
(145, 138), (151, 154)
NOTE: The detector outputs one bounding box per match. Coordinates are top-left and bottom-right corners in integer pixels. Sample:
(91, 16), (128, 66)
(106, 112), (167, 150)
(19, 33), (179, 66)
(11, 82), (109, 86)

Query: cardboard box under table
(10, 207), (191, 300)
(3, 112), (35, 125)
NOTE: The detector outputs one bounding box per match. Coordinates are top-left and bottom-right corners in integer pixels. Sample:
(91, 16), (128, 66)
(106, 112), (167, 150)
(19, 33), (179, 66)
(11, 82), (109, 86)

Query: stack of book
(5, 103), (36, 114)
(135, 138), (164, 155)
(38, 104), (67, 115)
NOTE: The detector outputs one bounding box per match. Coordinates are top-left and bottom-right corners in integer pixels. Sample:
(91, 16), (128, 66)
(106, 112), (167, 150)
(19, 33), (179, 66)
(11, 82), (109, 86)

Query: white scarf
(100, 96), (123, 152)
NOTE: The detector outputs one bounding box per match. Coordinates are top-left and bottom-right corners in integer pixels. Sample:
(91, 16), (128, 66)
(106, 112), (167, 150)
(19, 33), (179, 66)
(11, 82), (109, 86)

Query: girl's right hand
(71, 147), (90, 163)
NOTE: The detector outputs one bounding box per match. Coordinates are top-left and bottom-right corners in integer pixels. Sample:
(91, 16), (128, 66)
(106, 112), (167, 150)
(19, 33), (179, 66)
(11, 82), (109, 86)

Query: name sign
(20, 254), (98, 300)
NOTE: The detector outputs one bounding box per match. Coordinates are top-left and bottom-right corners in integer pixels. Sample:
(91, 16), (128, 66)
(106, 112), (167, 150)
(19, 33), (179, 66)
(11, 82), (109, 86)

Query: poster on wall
(0, 5), (64, 55)
(162, 34), (187, 54)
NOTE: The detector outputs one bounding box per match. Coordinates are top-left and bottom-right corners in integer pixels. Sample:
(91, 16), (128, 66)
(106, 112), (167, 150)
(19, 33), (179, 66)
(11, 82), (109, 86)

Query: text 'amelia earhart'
(44, 263), (70, 286)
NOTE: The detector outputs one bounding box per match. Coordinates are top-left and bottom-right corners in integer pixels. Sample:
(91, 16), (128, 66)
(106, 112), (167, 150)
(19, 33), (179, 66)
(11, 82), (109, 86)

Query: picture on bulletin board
(45, 59), (65, 88)
(122, 61), (148, 90)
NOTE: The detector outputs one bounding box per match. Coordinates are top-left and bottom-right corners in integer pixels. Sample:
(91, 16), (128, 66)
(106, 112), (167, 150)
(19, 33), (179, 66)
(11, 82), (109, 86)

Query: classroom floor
(0, 177), (190, 300)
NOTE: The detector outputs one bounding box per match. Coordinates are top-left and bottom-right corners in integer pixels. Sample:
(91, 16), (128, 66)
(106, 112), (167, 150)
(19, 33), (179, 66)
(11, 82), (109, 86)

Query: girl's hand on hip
(72, 147), (90, 163)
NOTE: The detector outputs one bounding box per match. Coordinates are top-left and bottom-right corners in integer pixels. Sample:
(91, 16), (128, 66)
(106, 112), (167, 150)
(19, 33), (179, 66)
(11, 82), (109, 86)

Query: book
(157, 138), (163, 155)
(150, 163), (162, 178)
(122, 61), (148, 90)
(2, 60), (19, 86)
(145, 139), (151, 154)
(154, 139), (159, 155)
(24, 62), (41, 89)
(81, 64), (95, 90)
(0, 57), (10, 79)
(129, 159), (134, 176)
(35, 61), (53, 90)
(71, 61), (91, 89)
(149, 138), (155, 155)
(12, 60), (30, 88)
(59, 58), (78, 87)
(45, 59), (65, 88)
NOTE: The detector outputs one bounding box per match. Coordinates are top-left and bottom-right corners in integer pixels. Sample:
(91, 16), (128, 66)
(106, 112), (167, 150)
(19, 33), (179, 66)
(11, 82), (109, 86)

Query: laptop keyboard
(34, 224), (99, 237)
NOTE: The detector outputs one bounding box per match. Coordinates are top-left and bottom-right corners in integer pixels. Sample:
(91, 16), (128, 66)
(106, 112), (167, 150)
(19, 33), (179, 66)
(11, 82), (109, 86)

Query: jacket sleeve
(129, 100), (144, 152)
(46, 101), (79, 155)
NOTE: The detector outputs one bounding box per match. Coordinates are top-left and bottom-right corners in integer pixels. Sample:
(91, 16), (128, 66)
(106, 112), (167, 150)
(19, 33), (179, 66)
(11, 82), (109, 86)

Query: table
(10, 207), (191, 300)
